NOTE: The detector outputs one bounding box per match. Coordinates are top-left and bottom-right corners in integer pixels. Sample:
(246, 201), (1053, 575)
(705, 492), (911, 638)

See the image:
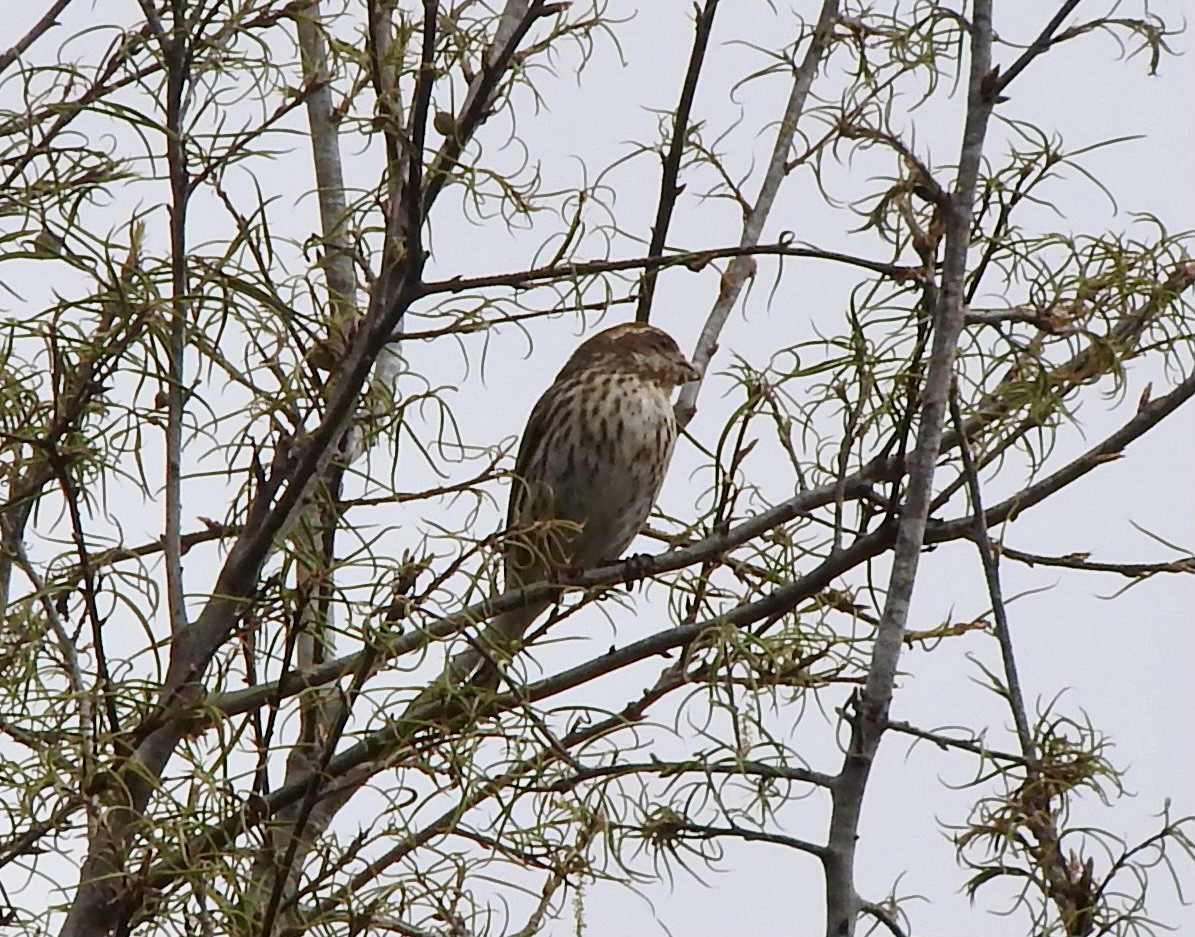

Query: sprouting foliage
(0, 3), (1191, 937)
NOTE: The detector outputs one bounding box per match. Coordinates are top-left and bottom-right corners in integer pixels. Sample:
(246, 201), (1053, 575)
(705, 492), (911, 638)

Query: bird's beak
(679, 359), (701, 384)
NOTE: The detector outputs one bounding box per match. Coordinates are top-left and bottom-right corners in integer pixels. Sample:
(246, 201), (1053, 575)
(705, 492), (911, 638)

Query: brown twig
(636, 0), (720, 323)
(997, 544), (1195, 578)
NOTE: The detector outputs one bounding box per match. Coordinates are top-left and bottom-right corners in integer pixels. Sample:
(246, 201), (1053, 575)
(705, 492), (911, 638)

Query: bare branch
(950, 388), (1036, 762)
(884, 719), (1029, 767)
(541, 759), (835, 794)
(676, 0), (841, 428)
(933, 368), (1195, 541)
(0, 0), (77, 76)
(995, 1), (1085, 95)
(860, 901), (907, 937)
(210, 472), (876, 719)
(670, 821), (829, 860)
(998, 544), (1195, 578)
(418, 241), (914, 297)
(825, 5), (997, 935)
(636, 0), (720, 323)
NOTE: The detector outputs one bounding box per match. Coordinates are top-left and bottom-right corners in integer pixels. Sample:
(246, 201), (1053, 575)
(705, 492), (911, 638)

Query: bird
(461, 321), (700, 687)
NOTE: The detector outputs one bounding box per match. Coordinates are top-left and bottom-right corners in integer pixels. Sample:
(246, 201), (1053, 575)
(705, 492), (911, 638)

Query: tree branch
(675, 0), (841, 428)
(825, 5), (997, 934)
(0, 0), (77, 76)
(418, 240), (914, 297)
(932, 367), (1195, 541)
(997, 544), (1195, 578)
(636, 0), (720, 323)
(950, 388), (1035, 762)
(994, 1), (1085, 95)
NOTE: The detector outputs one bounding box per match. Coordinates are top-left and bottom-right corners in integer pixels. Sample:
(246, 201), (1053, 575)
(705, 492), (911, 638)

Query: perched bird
(465, 321), (700, 685)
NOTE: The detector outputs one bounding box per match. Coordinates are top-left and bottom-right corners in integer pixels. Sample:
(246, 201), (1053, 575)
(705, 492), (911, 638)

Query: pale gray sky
(426, 4), (1195, 934)
(1, 2), (1192, 935)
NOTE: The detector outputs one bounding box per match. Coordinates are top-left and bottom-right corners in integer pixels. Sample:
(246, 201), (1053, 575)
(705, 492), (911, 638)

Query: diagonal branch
(144, 522), (892, 900)
(932, 367), (1195, 540)
(636, 0), (720, 323)
(994, 1), (1084, 95)
(950, 388), (1035, 761)
(209, 472), (875, 719)
(0, 0), (78, 76)
(675, 0), (841, 428)
(824, 4), (997, 934)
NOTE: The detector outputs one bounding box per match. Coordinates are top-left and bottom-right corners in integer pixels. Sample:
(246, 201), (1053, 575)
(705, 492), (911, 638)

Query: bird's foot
(552, 563), (587, 586)
(620, 552), (656, 590)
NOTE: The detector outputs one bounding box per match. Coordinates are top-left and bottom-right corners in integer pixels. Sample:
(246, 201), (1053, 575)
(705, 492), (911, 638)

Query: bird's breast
(538, 373), (677, 565)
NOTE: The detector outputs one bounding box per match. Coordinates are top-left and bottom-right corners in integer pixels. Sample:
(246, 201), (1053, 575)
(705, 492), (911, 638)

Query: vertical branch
(949, 388), (1036, 761)
(59, 2), (198, 928)
(254, 624), (380, 935)
(674, 0), (840, 428)
(0, 477), (34, 617)
(371, 0), (540, 331)
(365, 0), (446, 328)
(401, 0), (439, 284)
(366, 0), (407, 292)
(635, 0), (720, 324)
(366, 0), (404, 203)
(420, 0), (541, 213)
(823, 4), (997, 936)
(243, 6), (365, 927)
(360, 0), (408, 406)
(46, 450), (119, 735)
(950, 389), (1107, 935)
(163, 0), (191, 635)
(298, 2), (358, 323)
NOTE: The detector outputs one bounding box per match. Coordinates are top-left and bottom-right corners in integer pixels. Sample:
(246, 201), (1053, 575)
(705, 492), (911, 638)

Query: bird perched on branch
(465, 321), (700, 685)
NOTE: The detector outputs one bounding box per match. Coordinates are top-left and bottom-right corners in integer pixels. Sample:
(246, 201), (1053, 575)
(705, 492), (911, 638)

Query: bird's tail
(398, 598), (552, 730)
(448, 599), (552, 690)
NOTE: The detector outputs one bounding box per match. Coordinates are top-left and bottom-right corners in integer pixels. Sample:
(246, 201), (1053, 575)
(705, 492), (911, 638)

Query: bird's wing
(506, 383), (559, 529)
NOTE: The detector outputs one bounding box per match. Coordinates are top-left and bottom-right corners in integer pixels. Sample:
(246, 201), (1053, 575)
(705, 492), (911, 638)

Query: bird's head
(557, 322), (700, 388)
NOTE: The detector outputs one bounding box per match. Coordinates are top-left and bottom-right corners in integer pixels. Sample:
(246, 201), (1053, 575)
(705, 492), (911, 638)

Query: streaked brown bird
(467, 321), (699, 683)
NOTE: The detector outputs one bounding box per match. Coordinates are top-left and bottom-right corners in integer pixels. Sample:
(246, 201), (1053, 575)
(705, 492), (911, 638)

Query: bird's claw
(620, 552), (655, 590)
(551, 563), (586, 586)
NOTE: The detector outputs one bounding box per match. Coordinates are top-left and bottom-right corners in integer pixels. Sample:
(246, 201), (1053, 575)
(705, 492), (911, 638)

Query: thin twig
(860, 901), (907, 937)
(673, 821), (829, 860)
(636, 0), (720, 323)
(0, 0), (77, 75)
(997, 544), (1195, 578)
(675, 0), (842, 428)
(950, 388), (1036, 763)
(542, 759), (835, 794)
(885, 719), (1029, 766)
(994, 1), (1085, 94)
(419, 241), (913, 297)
